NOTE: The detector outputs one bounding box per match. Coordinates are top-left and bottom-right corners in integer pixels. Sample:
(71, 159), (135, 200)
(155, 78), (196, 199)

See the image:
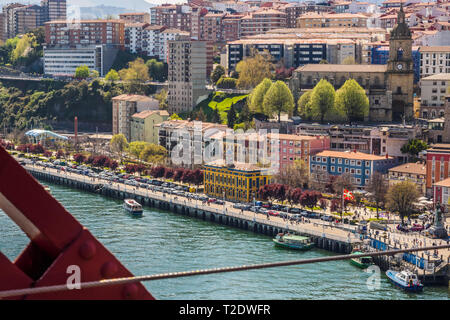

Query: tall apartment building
(44, 20), (124, 47)
(1, 0), (66, 41)
(159, 28), (190, 62)
(240, 9), (286, 37)
(119, 12), (151, 24)
(426, 143), (450, 196)
(226, 38), (356, 71)
(112, 94), (159, 142)
(419, 73), (450, 119)
(419, 46), (450, 79)
(43, 20), (124, 77)
(14, 5), (45, 35)
(150, 4), (191, 32)
(167, 40), (209, 114)
(2, 3), (26, 40)
(41, 0), (66, 22)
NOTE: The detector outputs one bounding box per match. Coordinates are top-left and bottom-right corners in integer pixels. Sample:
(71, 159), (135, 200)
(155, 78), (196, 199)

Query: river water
(0, 180), (448, 300)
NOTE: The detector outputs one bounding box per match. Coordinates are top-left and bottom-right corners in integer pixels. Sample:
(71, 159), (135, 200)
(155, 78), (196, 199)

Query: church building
(289, 6), (414, 123)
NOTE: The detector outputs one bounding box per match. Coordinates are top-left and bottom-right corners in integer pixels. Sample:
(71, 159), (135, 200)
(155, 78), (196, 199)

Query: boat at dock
(123, 199), (143, 217)
(385, 270), (423, 292)
(349, 251), (374, 269)
(273, 233), (314, 250)
(43, 185), (51, 194)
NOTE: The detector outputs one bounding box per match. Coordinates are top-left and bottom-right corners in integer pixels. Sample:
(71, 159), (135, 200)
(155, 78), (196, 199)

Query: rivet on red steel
(101, 261), (118, 279)
(79, 241), (96, 260)
(122, 283), (139, 299)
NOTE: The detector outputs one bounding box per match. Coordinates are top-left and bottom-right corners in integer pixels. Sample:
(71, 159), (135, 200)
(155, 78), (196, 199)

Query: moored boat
(123, 199), (143, 217)
(273, 233), (314, 250)
(43, 185), (51, 194)
(385, 270), (423, 292)
(349, 251), (374, 269)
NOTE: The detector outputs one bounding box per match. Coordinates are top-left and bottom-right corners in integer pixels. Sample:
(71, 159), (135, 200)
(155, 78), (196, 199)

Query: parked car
(321, 215), (334, 222)
(207, 198), (217, 203)
(396, 224), (409, 233)
(410, 224), (424, 232)
(290, 208), (301, 214)
(215, 200), (224, 205)
(268, 211), (279, 216)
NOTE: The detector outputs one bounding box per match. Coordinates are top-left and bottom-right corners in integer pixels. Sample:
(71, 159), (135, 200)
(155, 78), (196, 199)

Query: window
(331, 166), (335, 172)
(338, 167), (342, 173)
(331, 158), (335, 163)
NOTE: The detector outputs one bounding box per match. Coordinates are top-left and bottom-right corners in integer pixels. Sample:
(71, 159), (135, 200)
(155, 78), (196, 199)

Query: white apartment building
(420, 46), (450, 79)
(43, 45), (104, 76)
(124, 22), (146, 54)
(420, 73), (450, 119)
(159, 28), (190, 62)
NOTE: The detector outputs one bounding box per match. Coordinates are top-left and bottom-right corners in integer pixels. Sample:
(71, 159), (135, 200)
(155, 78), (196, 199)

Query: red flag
(343, 189), (354, 200)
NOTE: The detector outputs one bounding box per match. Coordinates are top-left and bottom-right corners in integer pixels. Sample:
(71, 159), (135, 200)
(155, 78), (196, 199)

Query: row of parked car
(232, 202), (336, 222)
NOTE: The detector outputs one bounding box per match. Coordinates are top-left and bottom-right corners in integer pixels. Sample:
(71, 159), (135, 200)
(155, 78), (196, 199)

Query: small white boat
(43, 185), (51, 194)
(123, 199), (143, 217)
(386, 270), (423, 292)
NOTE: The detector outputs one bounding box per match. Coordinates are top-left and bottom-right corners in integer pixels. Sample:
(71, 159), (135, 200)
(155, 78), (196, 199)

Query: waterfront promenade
(24, 164), (362, 251)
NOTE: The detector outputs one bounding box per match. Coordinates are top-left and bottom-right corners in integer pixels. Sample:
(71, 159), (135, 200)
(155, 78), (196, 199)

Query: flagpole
(341, 187), (344, 220)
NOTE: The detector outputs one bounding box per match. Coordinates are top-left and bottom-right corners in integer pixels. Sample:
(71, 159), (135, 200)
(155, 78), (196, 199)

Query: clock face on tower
(397, 63), (403, 70)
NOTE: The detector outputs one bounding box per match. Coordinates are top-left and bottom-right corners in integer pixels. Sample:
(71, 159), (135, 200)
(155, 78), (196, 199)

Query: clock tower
(387, 5), (414, 122)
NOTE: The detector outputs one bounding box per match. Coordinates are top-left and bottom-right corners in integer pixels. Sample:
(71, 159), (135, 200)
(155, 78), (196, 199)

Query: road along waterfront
(1, 179), (449, 299)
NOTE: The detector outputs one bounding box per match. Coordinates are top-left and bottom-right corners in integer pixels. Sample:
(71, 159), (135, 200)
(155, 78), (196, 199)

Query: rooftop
(132, 110), (169, 119)
(112, 94), (155, 102)
(421, 73), (450, 81)
(434, 177), (450, 188)
(388, 162), (426, 175)
(314, 150), (393, 161)
(418, 45), (450, 52)
(204, 160), (268, 172)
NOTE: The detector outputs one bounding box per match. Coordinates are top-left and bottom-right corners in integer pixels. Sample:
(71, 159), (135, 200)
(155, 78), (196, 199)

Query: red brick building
(426, 144), (450, 197)
(44, 20), (125, 48)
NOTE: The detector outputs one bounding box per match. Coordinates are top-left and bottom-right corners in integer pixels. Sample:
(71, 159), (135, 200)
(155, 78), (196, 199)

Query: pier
(26, 165), (360, 254)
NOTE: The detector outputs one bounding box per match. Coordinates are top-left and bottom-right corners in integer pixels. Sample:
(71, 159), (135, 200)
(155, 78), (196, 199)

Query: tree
(248, 78), (272, 114)
(110, 134), (128, 164)
(386, 180), (420, 224)
(75, 65), (90, 79)
(300, 190), (322, 210)
(211, 65), (226, 84)
(119, 58), (150, 93)
(155, 88), (168, 110)
(90, 69), (99, 78)
(211, 107), (221, 123)
(128, 141), (150, 162)
(366, 171), (388, 219)
(401, 139), (428, 160)
(169, 113), (182, 120)
(11, 33), (36, 63)
(309, 79), (336, 123)
(227, 104), (237, 128)
(105, 69), (120, 82)
(262, 81), (294, 122)
(140, 143), (167, 164)
(235, 54), (273, 89)
(319, 59), (329, 64)
(297, 91), (312, 120)
(342, 56), (356, 65)
(275, 159), (309, 189)
(335, 79), (369, 123)
(216, 77), (237, 89)
(146, 59), (166, 82)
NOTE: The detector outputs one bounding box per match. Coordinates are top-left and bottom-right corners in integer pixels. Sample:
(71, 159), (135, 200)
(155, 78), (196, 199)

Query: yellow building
(203, 161), (273, 203)
(130, 110), (169, 144)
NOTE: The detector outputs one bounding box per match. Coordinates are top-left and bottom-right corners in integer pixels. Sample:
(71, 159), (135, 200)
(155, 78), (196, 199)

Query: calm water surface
(0, 180), (448, 300)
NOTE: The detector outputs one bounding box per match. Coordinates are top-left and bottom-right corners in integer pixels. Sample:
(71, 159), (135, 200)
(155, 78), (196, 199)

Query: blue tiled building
(371, 45), (421, 83)
(310, 150), (398, 189)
